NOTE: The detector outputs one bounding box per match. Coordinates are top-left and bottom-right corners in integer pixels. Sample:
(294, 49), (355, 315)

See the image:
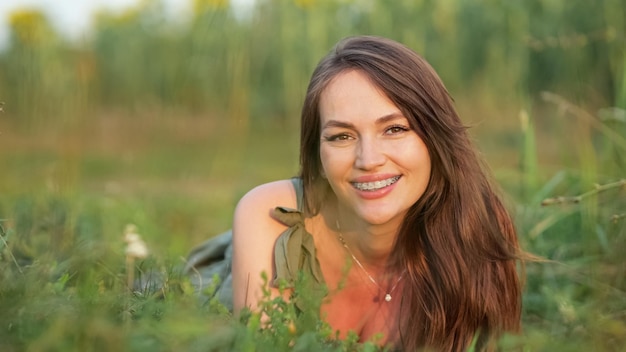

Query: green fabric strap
(271, 178), (325, 289)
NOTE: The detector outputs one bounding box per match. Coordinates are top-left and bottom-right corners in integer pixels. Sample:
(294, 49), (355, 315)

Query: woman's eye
(325, 133), (352, 142)
(385, 125), (410, 135)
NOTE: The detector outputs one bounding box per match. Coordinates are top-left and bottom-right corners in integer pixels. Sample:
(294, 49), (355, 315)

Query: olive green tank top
(184, 178), (326, 311)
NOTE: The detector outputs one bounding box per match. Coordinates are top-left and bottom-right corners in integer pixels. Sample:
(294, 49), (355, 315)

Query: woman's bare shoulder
(235, 179), (297, 214)
(233, 179), (297, 238)
(231, 179), (297, 311)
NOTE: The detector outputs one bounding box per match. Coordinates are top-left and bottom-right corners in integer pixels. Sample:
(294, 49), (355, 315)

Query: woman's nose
(354, 137), (386, 170)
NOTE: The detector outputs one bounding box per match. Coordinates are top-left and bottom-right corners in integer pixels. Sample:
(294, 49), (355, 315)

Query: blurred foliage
(0, 0), (625, 351)
(1, 9), (86, 126)
(0, 0), (623, 127)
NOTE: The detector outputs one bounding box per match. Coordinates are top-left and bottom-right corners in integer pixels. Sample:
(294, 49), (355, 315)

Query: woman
(209, 35), (522, 351)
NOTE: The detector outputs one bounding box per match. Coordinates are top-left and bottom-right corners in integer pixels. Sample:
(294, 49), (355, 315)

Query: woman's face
(319, 69), (432, 227)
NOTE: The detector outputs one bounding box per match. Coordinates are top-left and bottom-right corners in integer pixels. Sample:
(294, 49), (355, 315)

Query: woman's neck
(325, 202), (400, 270)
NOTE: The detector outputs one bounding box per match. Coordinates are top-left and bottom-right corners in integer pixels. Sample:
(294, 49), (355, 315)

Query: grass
(1, 98), (625, 351)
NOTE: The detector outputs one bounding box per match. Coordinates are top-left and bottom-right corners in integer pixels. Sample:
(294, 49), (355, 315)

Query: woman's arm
(231, 179), (297, 313)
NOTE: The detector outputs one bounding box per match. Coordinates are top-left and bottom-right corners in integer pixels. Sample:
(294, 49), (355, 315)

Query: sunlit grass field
(2, 101), (624, 351)
(1, 0), (625, 350)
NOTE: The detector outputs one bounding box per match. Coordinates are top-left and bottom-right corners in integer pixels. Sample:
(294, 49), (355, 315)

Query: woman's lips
(351, 175), (401, 192)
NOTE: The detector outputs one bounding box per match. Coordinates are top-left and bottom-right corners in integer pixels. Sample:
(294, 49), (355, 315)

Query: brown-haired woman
(229, 35), (523, 351)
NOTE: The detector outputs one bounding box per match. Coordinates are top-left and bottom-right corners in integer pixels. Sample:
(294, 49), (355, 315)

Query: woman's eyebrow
(321, 119), (354, 130)
(376, 112), (406, 124)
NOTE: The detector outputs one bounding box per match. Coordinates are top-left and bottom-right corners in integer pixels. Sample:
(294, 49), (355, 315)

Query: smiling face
(319, 69), (432, 227)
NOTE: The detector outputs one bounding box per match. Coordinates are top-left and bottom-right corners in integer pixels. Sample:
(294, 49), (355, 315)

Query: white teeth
(352, 176), (400, 191)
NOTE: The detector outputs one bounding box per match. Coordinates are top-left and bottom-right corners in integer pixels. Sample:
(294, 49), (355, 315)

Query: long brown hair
(299, 36), (522, 351)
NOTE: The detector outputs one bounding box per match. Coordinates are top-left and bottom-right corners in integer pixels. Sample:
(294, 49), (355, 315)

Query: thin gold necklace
(335, 220), (405, 302)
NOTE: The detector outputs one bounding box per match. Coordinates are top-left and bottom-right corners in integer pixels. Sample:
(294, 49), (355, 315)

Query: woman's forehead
(319, 70), (400, 122)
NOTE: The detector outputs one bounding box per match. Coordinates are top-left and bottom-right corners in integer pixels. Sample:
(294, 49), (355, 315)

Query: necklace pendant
(384, 293), (392, 302)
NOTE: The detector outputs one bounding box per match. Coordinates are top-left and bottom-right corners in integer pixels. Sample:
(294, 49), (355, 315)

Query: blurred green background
(0, 0), (625, 350)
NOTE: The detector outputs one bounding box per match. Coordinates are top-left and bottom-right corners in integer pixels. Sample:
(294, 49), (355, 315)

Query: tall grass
(514, 90), (626, 350)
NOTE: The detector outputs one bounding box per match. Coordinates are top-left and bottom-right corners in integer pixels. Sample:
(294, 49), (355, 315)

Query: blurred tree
(1, 9), (83, 127)
(92, 0), (177, 109)
(194, 0), (230, 12)
(0, 0), (622, 124)
(525, 0), (622, 106)
(180, 0), (235, 112)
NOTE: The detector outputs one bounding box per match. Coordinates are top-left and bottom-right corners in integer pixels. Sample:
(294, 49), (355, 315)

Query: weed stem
(541, 179), (626, 206)
(0, 221), (23, 274)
